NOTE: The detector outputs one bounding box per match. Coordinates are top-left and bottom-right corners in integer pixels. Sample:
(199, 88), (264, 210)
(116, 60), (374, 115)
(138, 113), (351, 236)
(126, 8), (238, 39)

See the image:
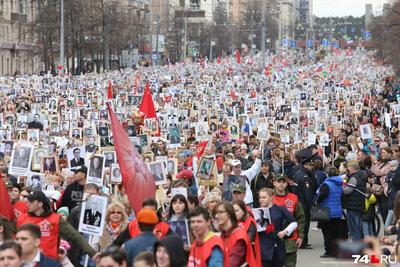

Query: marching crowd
(0, 47), (400, 267)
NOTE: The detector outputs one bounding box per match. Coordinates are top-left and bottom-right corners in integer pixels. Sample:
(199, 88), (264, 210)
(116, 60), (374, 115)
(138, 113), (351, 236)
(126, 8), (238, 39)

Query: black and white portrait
(110, 163), (122, 184)
(147, 161), (166, 185)
(103, 151), (116, 168)
(79, 195), (107, 236)
(87, 155), (105, 186)
(252, 208), (272, 232)
(9, 144), (34, 176)
(68, 147), (86, 168)
(27, 173), (44, 190)
(41, 156), (59, 173)
(169, 127), (181, 147)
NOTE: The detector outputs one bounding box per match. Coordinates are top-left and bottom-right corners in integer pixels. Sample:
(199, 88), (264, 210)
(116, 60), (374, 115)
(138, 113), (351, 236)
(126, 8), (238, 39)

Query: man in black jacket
(343, 160), (367, 241)
(292, 157), (318, 249)
(251, 161), (274, 208)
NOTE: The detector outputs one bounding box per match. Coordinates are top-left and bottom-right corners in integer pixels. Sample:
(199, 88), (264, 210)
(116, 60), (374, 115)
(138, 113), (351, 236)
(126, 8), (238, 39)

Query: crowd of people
(0, 46), (399, 267)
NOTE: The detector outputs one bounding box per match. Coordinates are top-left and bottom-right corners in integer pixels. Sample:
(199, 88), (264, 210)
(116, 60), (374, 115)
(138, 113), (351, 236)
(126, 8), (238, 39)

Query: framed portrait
(195, 122), (208, 140)
(257, 122), (269, 140)
(60, 120), (70, 135)
(102, 150), (116, 168)
(110, 163), (122, 184)
(9, 143), (34, 177)
(78, 195), (108, 236)
(32, 147), (48, 171)
(41, 156), (60, 174)
(138, 134), (149, 150)
(167, 220), (191, 246)
(16, 114), (28, 130)
(87, 154), (105, 187)
(67, 146), (86, 168)
(27, 172), (45, 190)
(27, 129), (40, 144)
(223, 175), (246, 201)
(147, 161), (166, 185)
(196, 157), (215, 181)
(98, 126), (109, 137)
(167, 158), (177, 178)
(168, 127), (181, 147)
(252, 208), (272, 232)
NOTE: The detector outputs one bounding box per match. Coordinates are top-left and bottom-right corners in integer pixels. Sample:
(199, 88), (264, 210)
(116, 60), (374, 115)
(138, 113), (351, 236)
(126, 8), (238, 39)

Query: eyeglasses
(110, 211), (122, 215)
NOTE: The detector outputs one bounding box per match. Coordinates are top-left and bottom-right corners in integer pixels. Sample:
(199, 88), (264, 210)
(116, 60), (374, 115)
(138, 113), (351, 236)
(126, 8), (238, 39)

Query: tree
(370, 0), (400, 74)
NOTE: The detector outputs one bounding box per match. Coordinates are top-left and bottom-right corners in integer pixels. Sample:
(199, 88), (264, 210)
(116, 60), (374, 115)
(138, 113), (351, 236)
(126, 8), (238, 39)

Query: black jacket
(251, 172), (274, 208)
(292, 166), (318, 209)
(343, 170), (367, 212)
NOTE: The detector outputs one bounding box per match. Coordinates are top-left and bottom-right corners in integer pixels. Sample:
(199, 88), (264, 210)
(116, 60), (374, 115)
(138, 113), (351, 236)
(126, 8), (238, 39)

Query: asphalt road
(297, 222), (355, 267)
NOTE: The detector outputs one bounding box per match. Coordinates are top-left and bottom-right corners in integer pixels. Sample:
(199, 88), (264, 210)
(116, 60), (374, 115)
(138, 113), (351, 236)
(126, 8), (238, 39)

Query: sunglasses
(110, 211), (122, 215)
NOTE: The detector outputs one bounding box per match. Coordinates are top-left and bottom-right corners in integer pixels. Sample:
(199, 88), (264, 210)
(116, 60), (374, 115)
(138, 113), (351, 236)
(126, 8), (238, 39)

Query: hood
(153, 234), (186, 267)
(326, 175), (344, 186)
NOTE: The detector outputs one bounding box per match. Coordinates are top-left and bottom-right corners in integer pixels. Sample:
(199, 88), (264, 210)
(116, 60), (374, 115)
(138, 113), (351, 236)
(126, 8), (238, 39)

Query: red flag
(329, 62), (334, 72)
(251, 89), (257, 98)
(107, 103), (156, 213)
(196, 141), (208, 158)
(0, 179), (15, 221)
(140, 82), (159, 136)
(107, 80), (113, 99)
(236, 49), (241, 64)
(217, 55), (221, 64)
(140, 82), (157, 118)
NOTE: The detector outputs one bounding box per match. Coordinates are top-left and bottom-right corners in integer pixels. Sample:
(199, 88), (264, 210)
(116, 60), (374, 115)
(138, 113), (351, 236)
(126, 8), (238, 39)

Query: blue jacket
(124, 232), (158, 267)
(319, 175), (343, 219)
(39, 253), (62, 267)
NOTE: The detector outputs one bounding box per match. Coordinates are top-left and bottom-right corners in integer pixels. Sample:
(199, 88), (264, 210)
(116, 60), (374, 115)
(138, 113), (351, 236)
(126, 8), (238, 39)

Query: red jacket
(273, 192), (299, 240)
(239, 216), (262, 266)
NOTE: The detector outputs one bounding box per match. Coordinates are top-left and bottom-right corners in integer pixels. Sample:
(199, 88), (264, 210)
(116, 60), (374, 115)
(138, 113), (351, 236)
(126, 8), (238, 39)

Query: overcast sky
(313, 0), (389, 17)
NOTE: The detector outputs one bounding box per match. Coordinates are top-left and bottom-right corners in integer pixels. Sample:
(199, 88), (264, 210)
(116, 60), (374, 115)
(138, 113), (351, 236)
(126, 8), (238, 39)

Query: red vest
(153, 221), (170, 239)
(187, 234), (224, 267)
(128, 219), (141, 238)
(239, 217), (262, 266)
(222, 227), (257, 267)
(128, 220), (170, 240)
(273, 193), (299, 240)
(17, 212), (60, 259)
(13, 201), (27, 218)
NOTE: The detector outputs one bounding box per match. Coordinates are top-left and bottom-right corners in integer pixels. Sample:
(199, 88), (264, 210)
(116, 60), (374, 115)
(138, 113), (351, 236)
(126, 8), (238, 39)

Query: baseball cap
(230, 159), (242, 167)
(137, 208), (159, 225)
(176, 169), (193, 180)
(274, 174), (287, 181)
(231, 183), (246, 193)
(26, 190), (49, 204)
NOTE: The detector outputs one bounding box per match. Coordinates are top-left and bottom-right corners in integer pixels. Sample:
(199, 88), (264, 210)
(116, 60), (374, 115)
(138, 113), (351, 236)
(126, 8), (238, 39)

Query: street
(298, 222), (355, 267)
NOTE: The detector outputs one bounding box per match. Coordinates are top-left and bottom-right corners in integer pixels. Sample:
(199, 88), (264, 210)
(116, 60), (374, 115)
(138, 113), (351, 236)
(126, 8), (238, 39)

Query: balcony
(10, 12), (19, 21)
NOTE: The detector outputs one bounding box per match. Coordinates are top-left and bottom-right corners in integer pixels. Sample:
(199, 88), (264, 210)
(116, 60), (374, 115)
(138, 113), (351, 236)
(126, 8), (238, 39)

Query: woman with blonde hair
(99, 201), (128, 250)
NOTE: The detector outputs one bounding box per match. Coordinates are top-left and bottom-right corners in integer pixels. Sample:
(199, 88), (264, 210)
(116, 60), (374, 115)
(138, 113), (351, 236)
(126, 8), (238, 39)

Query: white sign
(360, 124), (373, 140)
(78, 195), (108, 236)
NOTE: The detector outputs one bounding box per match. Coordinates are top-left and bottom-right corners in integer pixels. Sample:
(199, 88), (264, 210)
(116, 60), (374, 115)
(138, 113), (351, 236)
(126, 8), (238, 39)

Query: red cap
(176, 169), (193, 179)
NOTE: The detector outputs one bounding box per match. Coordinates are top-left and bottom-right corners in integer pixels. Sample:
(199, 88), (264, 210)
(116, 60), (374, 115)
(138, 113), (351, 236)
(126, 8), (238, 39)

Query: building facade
(0, 0), (41, 75)
(278, 0), (300, 40)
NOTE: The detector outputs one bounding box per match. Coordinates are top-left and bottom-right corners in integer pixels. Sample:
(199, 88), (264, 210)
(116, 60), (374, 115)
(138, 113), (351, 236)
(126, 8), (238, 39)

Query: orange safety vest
(273, 193), (299, 240)
(13, 201), (27, 218)
(17, 212), (60, 259)
(187, 233), (224, 267)
(239, 216), (262, 266)
(222, 227), (257, 267)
